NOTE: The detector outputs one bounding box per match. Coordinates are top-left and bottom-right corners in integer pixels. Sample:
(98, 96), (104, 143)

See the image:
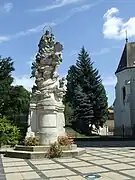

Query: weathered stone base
(14, 145), (50, 152)
(4, 148), (85, 159)
(4, 144), (85, 159)
(5, 150), (46, 159)
(61, 148), (86, 157)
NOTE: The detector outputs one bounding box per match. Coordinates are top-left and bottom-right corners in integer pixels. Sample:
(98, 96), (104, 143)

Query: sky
(0, 0), (135, 106)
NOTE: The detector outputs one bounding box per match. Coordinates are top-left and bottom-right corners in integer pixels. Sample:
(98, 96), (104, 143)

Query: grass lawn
(65, 127), (99, 138)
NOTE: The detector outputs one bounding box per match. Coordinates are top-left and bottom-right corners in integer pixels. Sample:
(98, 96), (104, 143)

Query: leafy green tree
(8, 85), (30, 115)
(0, 117), (21, 147)
(7, 85), (30, 138)
(0, 56), (14, 117)
(0, 56), (30, 139)
(65, 47), (108, 134)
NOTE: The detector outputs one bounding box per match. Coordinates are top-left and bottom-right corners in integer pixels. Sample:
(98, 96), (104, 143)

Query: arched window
(122, 86), (126, 105)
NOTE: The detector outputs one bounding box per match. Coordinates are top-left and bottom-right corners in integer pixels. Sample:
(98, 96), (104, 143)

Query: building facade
(114, 42), (135, 136)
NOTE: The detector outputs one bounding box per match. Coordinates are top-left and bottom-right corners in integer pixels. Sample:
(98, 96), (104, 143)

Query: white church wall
(129, 76), (135, 129)
(114, 68), (135, 136)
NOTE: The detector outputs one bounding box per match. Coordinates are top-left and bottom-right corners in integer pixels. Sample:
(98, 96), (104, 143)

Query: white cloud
(0, 2), (13, 13)
(103, 7), (135, 40)
(92, 48), (110, 56)
(92, 45), (120, 56)
(13, 75), (35, 91)
(12, 72), (67, 91)
(26, 53), (37, 68)
(103, 76), (116, 86)
(4, 2), (13, 12)
(12, 22), (56, 39)
(29, 0), (84, 12)
(0, 36), (9, 43)
(69, 50), (78, 57)
(0, 1), (102, 43)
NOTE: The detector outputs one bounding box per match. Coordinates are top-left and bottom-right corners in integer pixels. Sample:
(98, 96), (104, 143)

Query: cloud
(92, 45), (120, 56)
(13, 75), (34, 91)
(103, 7), (135, 40)
(92, 48), (110, 56)
(0, 2), (13, 13)
(0, 1), (102, 43)
(69, 50), (78, 57)
(26, 53), (37, 68)
(0, 36), (10, 43)
(102, 76), (116, 86)
(12, 75), (116, 92)
(29, 0), (84, 12)
(12, 72), (66, 91)
(12, 22), (56, 38)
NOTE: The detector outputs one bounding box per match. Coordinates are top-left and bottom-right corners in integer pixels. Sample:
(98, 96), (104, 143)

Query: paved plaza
(1, 147), (135, 179)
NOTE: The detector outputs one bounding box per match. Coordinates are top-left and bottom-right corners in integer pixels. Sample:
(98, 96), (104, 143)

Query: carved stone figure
(31, 28), (65, 99)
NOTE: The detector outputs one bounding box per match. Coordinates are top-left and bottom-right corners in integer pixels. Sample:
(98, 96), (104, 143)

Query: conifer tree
(65, 47), (108, 134)
(73, 85), (93, 134)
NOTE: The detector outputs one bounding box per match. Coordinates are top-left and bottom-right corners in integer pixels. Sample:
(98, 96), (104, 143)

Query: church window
(122, 86), (126, 105)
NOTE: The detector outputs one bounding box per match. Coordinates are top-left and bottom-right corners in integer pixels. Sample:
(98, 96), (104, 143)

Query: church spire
(125, 30), (128, 43)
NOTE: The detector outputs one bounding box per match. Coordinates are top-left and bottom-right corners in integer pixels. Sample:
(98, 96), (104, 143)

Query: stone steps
(4, 148), (86, 159)
(5, 150), (46, 159)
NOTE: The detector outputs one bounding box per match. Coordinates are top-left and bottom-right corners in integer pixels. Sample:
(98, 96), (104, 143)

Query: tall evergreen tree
(65, 65), (77, 105)
(65, 47), (108, 134)
(73, 85), (93, 134)
(64, 102), (74, 126)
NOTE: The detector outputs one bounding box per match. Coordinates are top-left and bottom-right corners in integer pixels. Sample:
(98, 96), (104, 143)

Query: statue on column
(27, 26), (66, 143)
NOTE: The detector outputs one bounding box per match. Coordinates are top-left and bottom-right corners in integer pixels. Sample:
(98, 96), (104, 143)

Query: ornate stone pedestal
(36, 97), (66, 145)
(56, 104), (65, 136)
(37, 104), (58, 145)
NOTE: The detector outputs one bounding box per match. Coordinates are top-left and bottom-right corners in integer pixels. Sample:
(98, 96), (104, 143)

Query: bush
(47, 136), (74, 158)
(58, 135), (74, 146)
(47, 142), (62, 158)
(0, 117), (21, 147)
(24, 136), (39, 146)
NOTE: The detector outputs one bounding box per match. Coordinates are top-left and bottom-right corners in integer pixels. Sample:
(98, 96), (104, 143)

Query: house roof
(115, 42), (135, 74)
(108, 109), (114, 114)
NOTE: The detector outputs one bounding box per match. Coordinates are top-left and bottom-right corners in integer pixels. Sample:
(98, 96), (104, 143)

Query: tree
(0, 56), (14, 117)
(73, 85), (93, 134)
(65, 65), (78, 105)
(0, 56), (30, 139)
(31, 61), (37, 78)
(65, 47), (108, 134)
(7, 85), (30, 138)
(0, 117), (21, 147)
(64, 102), (74, 126)
(9, 85), (30, 115)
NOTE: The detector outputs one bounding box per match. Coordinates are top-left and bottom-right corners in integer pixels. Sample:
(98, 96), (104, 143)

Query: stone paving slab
(1, 148), (135, 179)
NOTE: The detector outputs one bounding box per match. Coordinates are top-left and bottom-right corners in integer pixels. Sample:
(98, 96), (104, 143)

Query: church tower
(114, 42), (135, 136)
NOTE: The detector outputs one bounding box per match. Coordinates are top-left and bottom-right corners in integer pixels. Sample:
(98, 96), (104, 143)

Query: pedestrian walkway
(1, 147), (135, 179)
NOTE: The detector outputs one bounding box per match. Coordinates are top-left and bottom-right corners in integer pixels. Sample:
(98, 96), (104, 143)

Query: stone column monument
(5, 27), (86, 159)
(28, 27), (66, 145)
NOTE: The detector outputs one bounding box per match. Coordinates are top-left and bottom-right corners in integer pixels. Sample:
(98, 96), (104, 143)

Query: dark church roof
(115, 42), (135, 74)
